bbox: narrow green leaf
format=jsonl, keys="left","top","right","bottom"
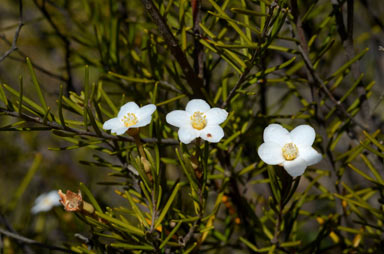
{"left": 110, "top": 243, "right": 154, "bottom": 250}
{"left": 222, "top": 130, "right": 241, "bottom": 147}
{"left": 207, "top": 11, "right": 260, "bottom": 36}
{"left": 58, "top": 84, "right": 66, "bottom": 128}
{"left": 26, "top": 57, "right": 48, "bottom": 112}
{"left": 184, "top": 242, "right": 197, "bottom": 254}
{"left": 84, "top": 65, "right": 90, "bottom": 106}
{"left": 8, "top": 153, "right": 42, "bottom": 211}
{"left": 0, "top": 84, "right": 8, "bottom": 107}
{"left": 62, "top": 96, "right": 83, "bottom": 115}
{"left": 99, "top": 86, "right": 117, "bottom": 114}
{"left": 109, "top": 18, "right": 119, "bottom": 63}
{"left": 154, "top": 183, "right": 181, "bottom": 229}
{"left": 280, "top": 241, "right": 301, "bottom": 247}
{"left": 86, "top": 107, "right": 102, "bottom": 136}
{"left": 79, "top": 182, "right": 103, "bottom": 213}
{"left": 156, "top": 94, "right": 186, "bottom": 106}
{"left": 348, "top": 163, "right": 380, "bottom": 185}
{"left": 231, "top": 8, "right": 269, "bottom": 16}
{"left": 327, "top": 48, "right": 369, "bottom": 80}
{"left": 362, "top": 130, "right": 384, "bottom": 152}
{"left": 260, "top": 1, "right": 266, "bottom": 33}
{"left": 3, "top": 84, "right": 45, "bottom": 115}
{"left": 18, "top": 76, "right": 23, "bottom": 115}
{"left": 42, "top": 107, "right": 51, "bottom": 124}
{"left": 108, "top": 71, "right": 155, "bottom": 83}
{"left": 207, "top": 0, "right": 252, "bottom": 44}
{"left": 159, "top": 221, "right": 182, "bottom": 249}
{"left": 140, "top": 181, "right": 153, "bottom": 212}
{"left": 95, "top": 211, "right": 144, "bottom": 236}
{"left": 239, "top": 237, "right": 265, "bottom": 252}
{"left": 199, "top": 23, "right": 216, "bottom": 39}
{"left": 124, "top": 190, "right": 149, "bottom": 228}
{"left": 175, "top": 149, "right": 198, "bottom": 192}
{"left": 360, "top": 154, "right": 384, "bottom": 185}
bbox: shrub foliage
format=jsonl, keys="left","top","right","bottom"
{"left": 0, "top": 0, "right": 383, "bottom": 253}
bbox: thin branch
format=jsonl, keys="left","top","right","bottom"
{"left": 221, "top": 2, "right": 277, "bottom": 109}
{"left": 0, "top": 0, "right": 23, "bottom": 63}
{"left": 32, "top": 0, "right": 75, "bottom": 94}
{"left": 0, "top": 31, "right": 66, "bottom": 81}
{"left": 180, "top": 220, "right": 199, "bottom": 247}
{"left": 333, "top": 0, "right": 374, "bottom": 131}
{"left": 289, "top": 1, "right": 368, "bottom": 131}
{"left": 0, "top": 228, "right": 74, "bottom": 253}
{"left": 7, "top": 55, "right": 67, "bottom": 82}
{"left": 140, "top": 0, "right": 204, "bottom": 98}
{"left": 192, "top": 0, "right": 205, "bottom": 82}
{"left": 0, "top": 108, "right": 179, "bottom": 145}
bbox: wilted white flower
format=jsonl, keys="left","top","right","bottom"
{"left": 31, "top": 190, "right": 61, "bottom": 214}
{"left": 103, "top": 102, "right": 156, "bottom": 135}
{"left": 257, "top": 124, "right": 322, "bottom": 177}
{"left": 166, "top": 99, "right": 228, "bottom": 144}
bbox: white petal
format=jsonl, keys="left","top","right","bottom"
{"left": 32, "top": 204, "right": 47, "bottom": 214}
{"left": 205, "top": 108, "right": 228, "bottom": 125}
{"left": 31, "top": 191, "right": 60, "bottom": 214}
{"left": 134, "top": 115, "right": 152, "bottom": 128}
{"left": 113, "top": 127, "right": 129, "bottom": 135}
{"left": 103, "top": 118, "right": 122, "bottom": 130}
{"left": 185, "top": 99, "right": 211, "bottom": 113}
{"left": 118, "top": 102, "right": 139, "bottom": 118}
{"left": 283, "top": 158, "right": 307, "bottom": 177}
{"left": 34, "top": 193, "right": 47, "bottom": 205}
{"left": 166, "top": 110, "right": 190, "bottom": 128}
{"left": 178, "top": 127, "right": 200, "bottom": 144}
{"left": 263, "top": 124, "right": 291, "bottom": 146}
{"left": 137, "top": 104, "right": 156, "bottom": 120}
{"left": 290, "top": 125, "right": 316, "bottom": 147}
{"left": 200, "top": 125, "right": 224, "bottom": 143}
{"left": 258, "top": 142, "right": 285, "bottom": 165}
{"left": 46, "top": 191, "right": 60, "bottom": 203}
{"left": 300, "top": 147, "right": 322, "bottom": 166}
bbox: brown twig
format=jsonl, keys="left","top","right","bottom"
{"left": 6, "top": 55, "right": 67, "bottom": 82}
{"left": 140, "top": 0, "right": 204, "bottom": 98}
{"left": 0, "top": 0, "right": 23, "bottom": 63}
{"left": 221, "top": 2, "right": 278, "bottom": 109}
{"left": 192, "top": 0, "right": 205, "bottom": 82}
{"left": 332, "top": 0, "right": 374, "bottom": 131}
{"left": 0, "top": 108, "right": 179, "bottom": 145}
{"left": 289, "top": 1, "right": 368, "bottom": 131}
{"left": 0, "top": 227, "right": 74, "bottom": 253}
{"left": 32, "top": 0, "right": 75, "bottom": 94}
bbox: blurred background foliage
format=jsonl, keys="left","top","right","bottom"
{"left": 0, "top": 0, "right": 383, "bottom": 253}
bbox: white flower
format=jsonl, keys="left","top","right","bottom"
{"left": 257, "top": 124, "right": 322, "bottom": 177}
{"left": 166, "top": 99, "right": 228, "bottom": 144}
{"left": 31, "top": 190, "right": 61, "bottom": 214}
{"left": 103, "top": 102, "right": 156, "bottom": 135}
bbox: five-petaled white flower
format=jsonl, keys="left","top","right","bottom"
{"left": 166, "top": 99, "right": 228, "bottom": 144}
{"left": 257, "top": 124, "right": 322, "bottom": 177}
{"left": 103, "top": 102, "right": 156, "bottom": 135}
{"left": 31, "top": 190, "right": 61, "bottom": 214}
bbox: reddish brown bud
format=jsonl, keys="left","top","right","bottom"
{"left": 58, "top": 190, "right": 83, "bottom": 212}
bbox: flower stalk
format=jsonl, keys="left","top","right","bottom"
{"left": 129, "top": 128, "right": 153, "bottom": 182}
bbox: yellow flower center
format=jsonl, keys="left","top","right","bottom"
{"left": 43, "top": 198, "right": 52, "bottom": 206}
{"left": 282, "top": 143, "right": 298, "bottom": 161}
{"left": 122, "top": 113, "right": 138, "bottom": 128}
{"left": 190, "top": 111, "right": 207, "bottom": 130}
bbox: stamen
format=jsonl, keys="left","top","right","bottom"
{"left": 122, "top": 113, "right": 138, "bottom": 128}
{"left": 282, "top": 143, "right": 298, "bottom": 161}
{"left": 190, "top": 111, "right": 207, "bottom": 130}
